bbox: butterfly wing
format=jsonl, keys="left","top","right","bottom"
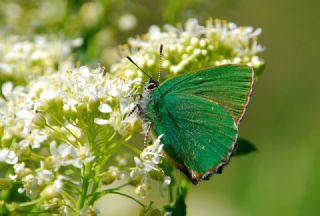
{"left": 148, "top": 93, "right": 238, "bottom": 184}
{"left": 148, "top": 65, "right": 253, "bottom": 184}
{"left": 152, "top": 65, "right": 254, "bottom": 126}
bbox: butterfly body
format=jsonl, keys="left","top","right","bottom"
{"left": 137, "top": 65, "right": 253, "bottom": 184}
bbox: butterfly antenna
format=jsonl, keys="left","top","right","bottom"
{"left": 155, "top": 45, "right": 179, "bottom": 127}
{"left": 128, "top": 49, "right": 179, "bottom": 128}
{"left": 127, "top": 56, "right": 153, "bottom": 80}
{"left": 158, "top": 44, "right": 163, "bottom": 83}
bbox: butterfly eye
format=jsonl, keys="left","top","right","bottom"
{"left": 147, "top": 83, "right": 157, "bottom": 90}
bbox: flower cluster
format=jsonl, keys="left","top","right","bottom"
{"left": 0, "top": 37, "right": 166, "bottom": 214}
{"left": 0, "top": 35, "right": 81, "bottom": 85}
{"left": 131, "top": 135, "right": 171, "bottom": 198}
{"left": 111, "top": 18, "right": 264, "bottom": 81}
{"left": 0, "top": 63, "right": 142, "bottom": 212}
{"left": 0, "top": 1, "right": 141, "bottom": 67}
{"left": 0, "top": 18, "right": 264, "bottom": 215}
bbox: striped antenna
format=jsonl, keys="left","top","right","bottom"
{"left": 126, "top": 56, "right": 153, "bottom": 80}
{"left": 127, "top": 45, "right": 179, "bottom": 127}
{"left": 158, "top": 44, "right": 163, "bottom": 82}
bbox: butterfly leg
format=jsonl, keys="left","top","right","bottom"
{"left": 143, "top": 122, "right": 152, "bottom": 148}
{"left": 126, "top": 93, "right": 142, "bottom": 98}
{"left": 129, "top": 104, "right": 142, "bottom": 116}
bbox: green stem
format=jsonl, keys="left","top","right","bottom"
{"left": 77, "top": 163, "right": 90, "bottom": 210}
{"left": 30, "top": 152, "right": 47, "bottom": 160}
{"left": 87, "top": 164, "right": 102, "bottom": 206}
{"left": 108, "top": 191, "right": 145, "bottom": 208}
{"left": 0, "top": 89, "right": 6, "bottom": 101}
{"left": 87, "top": 182, "right": 129, "bottom": 201}
{"left": 123, "top": 143, "right": 142, "bottom": 155}
{"left": 45, "top": 124, "right": 73, "bottom": 146}
{"left": 44, "top": 112, "right": 82, "bottom": 146}
{"left": 61, "top": 190, "right": 77, "bottom": 207}
{"left": 169, "top": 183, "right": 174, "bottom": 203}
{"left": 16, "top": 198, "right": 43, "bottom": 207}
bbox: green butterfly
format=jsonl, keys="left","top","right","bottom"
{"left": 127, "top": 45, "right": 254, "bottom": 184}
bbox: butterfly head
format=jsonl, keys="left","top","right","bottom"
{"left": 144, "top": 78, "right": 158, "bottom": 92}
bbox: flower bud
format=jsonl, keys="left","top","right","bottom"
{"left": 76, "top": 102, "right": 87, "bottom": 115}
{"left": 79, "top": 206, "right": 100, "bottom": 216}
{"left": 40, "top": 185, "right": 59, "bottom": 200}
{"left": 32, "top": 113, "right": 47, "bottom": 128}
{"left": 101, "top": 170, "right": 117, "bottom": 185}
{"left": 0, "top": 123, "right": 3, "bottom": 137}
{"left": 43, "top": 157, "right": 54, "bottom": 170}
{"left": 135, "top": 183, "right": 150, "bottom": 198}
{"left": 149, "top": 170, "right": 165, "bottom": 182}
{"left": 129, "top": 169, "right": 142, "bottom": 186}
{"left": 0, "top": 178, "right": 13, "bottom": 190}
{"left": 1, "top": 133, "right": 12, "bottom": 146}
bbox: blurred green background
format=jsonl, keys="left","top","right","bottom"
{"left": 1, "top": 0, "right": 319, "bottom": 215}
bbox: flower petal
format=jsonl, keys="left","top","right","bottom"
{"left": 94, "top": 118, "right": 109, "bottom": 125}
{"left": 98, "top": 103, "right": 112, "bottom": 113}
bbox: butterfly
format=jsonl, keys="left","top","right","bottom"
{"left": 127, "top": 45, "right": 254, "bottom": 184}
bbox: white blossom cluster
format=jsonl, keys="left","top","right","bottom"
{"left": 0, "top": 35, "right": 81, "bottom": 85}
{"left": 0, "top": 66, "right": 163, "bottom": 211}
{"left": 111, "top": 18, "right": 264, "bottom": 80}
{"left": 0, "top": 37, "right": 168, "bottom": 214}
{"left": 131, "top": 135, "right": 171, "bottom": 198}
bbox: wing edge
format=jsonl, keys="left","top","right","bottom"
{"left": 185, "top": 120, "right": 239, "bottom": 185}
{"left": 233, "top": 66, "right": 254, "bottom": 126}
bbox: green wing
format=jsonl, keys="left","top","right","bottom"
{"left": 152, "top": 65, "right": 254, "bottom": 125}
{"left": 148, "top": 93, "right": 238, "bottom": 184}
{"left": 148, "top": 65, "right": 253, "bottom": 184}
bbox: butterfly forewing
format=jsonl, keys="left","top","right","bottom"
{"left": 152, "top": 65, "right": 254, "bottom": 125}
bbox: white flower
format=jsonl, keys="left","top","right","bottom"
{"left": 40, "top": 90, "right": 59, "bottom": 101}
{"left": 118, "top": 13, "right": 137, "bottom": 31}
{"left": 50, "top": 142, "right": 95, "bottom": 169}
{"left": 13, "top": 162, "right": 26, "bottom": 175}
{"left": 36, "top": 169, "right": 54, "bottom": 185}
{"left": 2, "top": 82, "right": 14, "bottom": 99}
{"left": 1, "top": 82, "right": 26, "bottom": 101}
{"left": 0, "top": 148, "right": 18, "bottom": 164}
{"left": 18, "top": 129, "right": 47, "bottom": 149}
{"left": 63, "top": 99, "right": 78, "bottom": 113}
{"left": 98, "top": 103, "right": 112, "bottom": 113}
{"left": 134, "top": 135, "right": 164, "bottom": 173}
{"left": 139, "top": 135, "right": 164, "bottom": 172}
{"left": 94, "top": 118, "right": 109, "bottom": 125}
{"left": 22, "top": 174, "right": 39, "bottom": 199}
{"left": 40, "top": 178, "right": 63, "bottom": 199}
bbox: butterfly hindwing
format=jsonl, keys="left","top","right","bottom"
{"left": 148, "top": 93, "right": 238, "bottom": 184}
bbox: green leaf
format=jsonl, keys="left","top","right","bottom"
{"left": 163, "top": 181, "right": 188, "bottom": 216}
{"left": 233, "top": 138, "right": 258, "bottom": 156}
{"left": 254, "top": 62, "right": 266, "bottom": 77}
